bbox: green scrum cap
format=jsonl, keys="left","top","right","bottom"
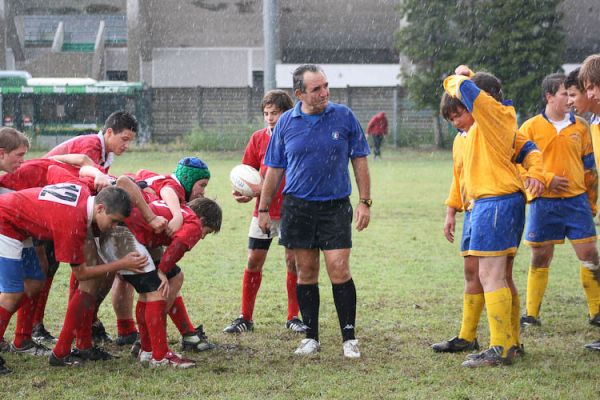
{"left": 174, "top": 157, "right": 210, "bottom": 199}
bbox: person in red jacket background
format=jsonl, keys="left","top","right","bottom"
{"left": 366, "top": 111, "right": 388, "bottom": 159}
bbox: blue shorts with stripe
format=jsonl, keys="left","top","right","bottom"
{"left": 0, "top": 247, "right": 45, "bottom": 293}
{"left": 524, "top": 192, "right": 597, "bottom": 246}
{"left": 460, "top": 192, "right": 525, "bottom": 257}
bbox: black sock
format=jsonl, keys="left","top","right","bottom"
{"left": 296, "top": 283, "right": 319, "bottom": 341}
{"left": 332, "top": 278, "right": 356, "bottom": 342}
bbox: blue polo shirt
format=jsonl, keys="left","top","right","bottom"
{"left": 264, "top": 101, "right": 370, "bottom": 201}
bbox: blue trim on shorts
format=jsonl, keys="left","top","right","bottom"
{"left": 525, "top": 193, "right": 596, "bottom": 244}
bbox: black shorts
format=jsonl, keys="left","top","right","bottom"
{"left": 248, "top": 237, "right": 273, "bottom": 250}
{"left": 122, "top": 270, "right": 162, "bottom": 293}
{"left": 280, "top": 195, "right": 352, "bottom": 250}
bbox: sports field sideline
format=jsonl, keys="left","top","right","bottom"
{"left": 3, "top": 149, "right": 600, "bottom": 399}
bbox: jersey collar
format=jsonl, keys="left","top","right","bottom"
{"left": 97, "top": 131, "right": 115, "bottom": 168}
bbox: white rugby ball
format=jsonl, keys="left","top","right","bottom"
{"left": 230, "top": 164, "right": 262, "bottom": 197}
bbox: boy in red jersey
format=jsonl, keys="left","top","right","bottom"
{"left": 0, "top": 155, "right": 112, "bottom": 359}
{"left": 98, "top": 196, "right": 221, "bottom": 367}
{"left": 36, "top": 111, "right": 138, "bottom": 344}
{"left": 0, "top": 127, "right": 30, "bottom": 374}
{"left": 223, "top": 90, "right": 307, "bottom": 334}
{"left": 0, "top": 182, "right": 149, "bottom": 371}
{"left": 111, "top": 158, "right": 212, "bottom": 349}
{"left": 34, "top": 111, "right": 139, "bottom": 344}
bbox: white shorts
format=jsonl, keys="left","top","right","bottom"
{"left": 248, "top": 216, "right": 281, "bottom": 240}
{"left": 97, "top": 225, "right": 155, "bottom": 275}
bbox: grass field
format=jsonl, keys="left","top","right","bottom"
{"left": 3, "top": 149, "right": 600, "bottom": 399}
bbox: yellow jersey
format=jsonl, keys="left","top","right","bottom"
{"left": 519, "top": 112, "right": 594, "bottom": 198}
{"left": 443, "top": 75, "right": 546, "bottom": 200}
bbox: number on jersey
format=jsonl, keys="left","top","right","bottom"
{"left": 39, "top": 183, "right": 82, "bottom": 207}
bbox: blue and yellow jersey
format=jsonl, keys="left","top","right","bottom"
{"left": 519, "top": 112, "right": 595, "bottom": 198}
{"left": 446, "top": 131, "right": 468, "bottom": 211}
{"left": 443, "top": 75, "right": 546, "bottom": 200}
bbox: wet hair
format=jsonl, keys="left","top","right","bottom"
{"left": 0, "top": 127, "right": 29, "bottom": 152}
{"left": 103, "top": 110, "right": 139, "bottom": 135}
{"left": 292, "top": 64, "right": 326, "bottom": 93}
{"left": 565, "top": 67, "right": 584, "bottom": 91}
{"left": 188, "top": 197, "right": 222, "bottom": 232}
{"left": 440, "top": 93, "right": 467, "bottom": 121}
{"left": 95, "top": 186, "right": 132, "bottom": 217}
{"left": 580, "top": 54, "right": 600, "bottom": 89}
{"left": 261, "top": 90, "right": 294, "bottom": 112}
{"left": 472, "top": 72, "right": 503, "bottom": 102}
{"left": 541, "top": 73, "right": 566, "bottom": 104}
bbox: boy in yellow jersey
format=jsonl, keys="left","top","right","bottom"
{"left": 432, "top": 94, "right": 482, "bottom": 353}
{"left": 444, "top": 66, "right": 546, "bottom": 367}
{"left": 565, "top": 68, "right": 600, "bottom": 222}
{"left": 520, "top": 73, "right": 600, "bottom": 330}
{"left": 566, "top": 69, "right": 600, "bottom": 328}
{"left": 578, "top": 54, "right": 600, "bottom": 351}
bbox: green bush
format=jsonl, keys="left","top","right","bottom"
{"left": 183, "top": 123, "right": 258, "bottom": 151}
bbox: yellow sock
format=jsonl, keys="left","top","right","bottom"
{"left": 580, "top": 265, "right": 600, "bottom": 318}
{"left": 510, "top": 293, "right": 520, "bottom": 348}
{"left": 458, "top": 293, "right": 485, "bottom": 342}
{"left": 526, "top": 266, "right": 549, "bottom": 318}
{"left": 484, "top": 287, "right": 512, "bottom": 356}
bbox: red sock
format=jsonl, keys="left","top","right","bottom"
{"left": 68, "top": 272, "right": 79, "bottom": 300}
{"left": 241, "top": 269, "right": 262, "bottom": 321}
{"left": 75, "top": 301, "right": 96, "bottom": 350}
{"left": 0, "top": 306, "right": 15, "bottom": 341}
{"left": 286, "top": 271, "right": 300, "bottom": 321}
{"left": 168, "top": 296, "right": 195, "bottom": 335}
{"left": 32, "top": 275, "right": 54, "bottom": 326}
{"left": 54, "top": 289, "right": 94, "bottom": 358}
{"left": 117, "top": 319, "right": 138, "bottom": 337}
{"left": 145, "top": 300, "right": 168, "bottom": 360}
{"left": 14, "top": 295, "right": 36, "bottom": 348}
{"left": 135, "top": 301, "right": 151, "bottom": 352}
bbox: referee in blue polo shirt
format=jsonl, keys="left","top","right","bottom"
{"left": 259, "top": 64, "right": 372, "bottom": 358}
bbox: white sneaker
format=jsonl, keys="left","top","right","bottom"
{"left": 343, "top": 339, "right": 360, "bottom": 358}
{"left": 294, "top": 338, "right": 320, "bottom": 355}
{"left": 149, "top": 351, "right": 195, "bottom": 369}
{"left": 138, "top": 350, "right": 152, "bottom": 363}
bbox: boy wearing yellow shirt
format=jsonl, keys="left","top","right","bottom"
{"left": 578, "top": 54, "right": 600, "bottom": 351}
{"left": 520, "top": 73, "right": 599, "bottom": 330}
{"left": 443, "top": 67, "right": 546, "bottom": 367}
{"left": 432, "top": 94, "right": 482, "bottom": 353}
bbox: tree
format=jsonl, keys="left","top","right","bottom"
{"left": 472, "top": 0, "right": 565, "bottom": 118}
{"left": 395, "top": 0, "right": 565, "bottom": 145}
{"left": 395, "top": 0, "right": 467, "bottom": 147}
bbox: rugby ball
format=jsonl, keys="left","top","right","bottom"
{"left": 230, "top": 164, "right": 262, "bottom": 197}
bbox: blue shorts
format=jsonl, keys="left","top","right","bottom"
{"left": 461, "top": 192, "right": 525, "bottom": 257}
{"left": 0, "top": 247, "right": 45, "bottom": 293}
{"left": 524, "top": 193, "right": 597, "bottom": 246}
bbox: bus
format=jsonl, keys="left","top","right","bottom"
{"left": 0, "top": 71, "right": 146, "bottom": 146}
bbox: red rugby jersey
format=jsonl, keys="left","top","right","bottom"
{"left": 44, "top": 132, "right": 114, "bottom": 170}
{"left": 242, "top": 128, "right": 285, "bottom": 219}
{"left": 125, "top": 198, "right": 203, "bottom": 273}
{"left": 0, "top": 183, "right": 92, "bottom": 264}
{"left": 134, "top": 169, "right": 186, "bottom": 205}
{"left": 0, "top": 159, "right": 97, "bottom": 191}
